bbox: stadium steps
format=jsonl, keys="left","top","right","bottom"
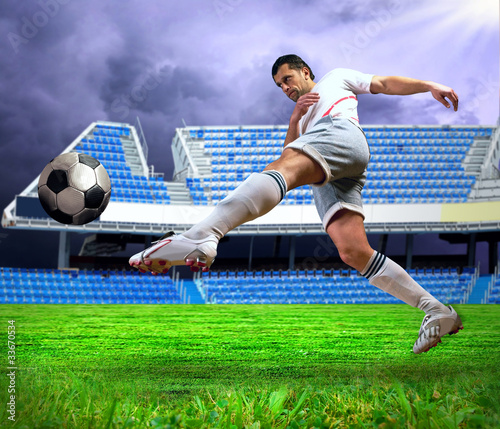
{"left": 122, "top": 138, "right": 144, "bottom": 176}
{"left": 164, "top": 181, "right": 192, "bottom": 204}
{"left": 468, "top": 275, "right": 493, "bottom": 304}
{"left": 463, "top": 138, "right": 491, "bottom": 175}
{"left": 469, "top": 178, "right": 500, "bottom": 200}
{"left": 189, "top": 144, "right": 213, "bottom": 177}
{"left": 181, "top": 280, "right": 205, "bottom": 304}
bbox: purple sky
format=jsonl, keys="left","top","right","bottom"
{"left": 0, "top": 0, "right": 498, "bottom": 267}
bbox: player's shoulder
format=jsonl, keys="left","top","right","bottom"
{"left": 317, "top": 68, "right": 362, "bottom": 83}
{"left": 324, "top": 68, "right": 364, "bottom": 78}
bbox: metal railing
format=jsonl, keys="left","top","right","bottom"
{"left": 480, "top": 126, "right": 500, "bottom": 179}
{"left": 483, "top": 262, "right": 499, "bottom": 303}
{"left": 135, "top": 116, "right": 149, "bottom": 162}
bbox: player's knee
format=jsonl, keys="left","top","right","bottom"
{"left": 338, "top": 248, "right": 355, "bottom": 269}
{"left": 264, "top": 150, "right": 324, "bottom": 190}
{"left": 264, "top": 150, "right": 294, "bottom": 171}
{"left": 264, "top": 159, "right": 281, "bottom": 172}
{"left": 338, "top": 245, "right": 365, "bottom": 271}
{"left": 263, "top": 158, "right": 294, "bottom": 189}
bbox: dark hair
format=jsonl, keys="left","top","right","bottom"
{"left": 272, "top": 54, "right": 315, "bottom": 80}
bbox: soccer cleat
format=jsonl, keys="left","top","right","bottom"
{"left": 128, "top": 232, "right": 218, "bottom": 274}
{"left": 413, "top": 305, "right": 463, "bottom": 354}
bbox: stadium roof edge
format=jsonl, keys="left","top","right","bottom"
{"left": 95, "top": 120, "right": 132, "bottom": 128}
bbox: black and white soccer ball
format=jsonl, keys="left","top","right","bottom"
{"left": 38, "top": 153, "right": 111, "bottom": 225}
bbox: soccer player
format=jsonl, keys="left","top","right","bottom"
{"left": 129, "top": 54, "right": 462, "bottom": 354}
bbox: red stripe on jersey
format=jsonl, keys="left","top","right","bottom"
{"left": 322, "top": 95, "right": 358, "bottom": 118}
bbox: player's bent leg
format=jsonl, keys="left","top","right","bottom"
{"left": 325, "top": 209, "right": 373, "bottom": 271}
{"left": 325, "top": 209, "right": 463, "bottom": 353}
{"left": 129, "top": 170, "right": 287, "bottom": 274}
{"left": 264, "top": 147, "right": 326, "bottom": 190}
{"left": 130, "top": 150, "right": 325, "bottom": 274}
{"left": 128, "top": 170, "right": 283, "bottom": 274}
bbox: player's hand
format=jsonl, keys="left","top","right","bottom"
{"left": 291, "top": 92, "right": 320, "bottom": 122}
{"left": 429, "top": 83, "right": 459, "bottom": 111}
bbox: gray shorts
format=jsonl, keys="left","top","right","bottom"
{"left": 285, "top": 116, "right": 370, "bottom": 229}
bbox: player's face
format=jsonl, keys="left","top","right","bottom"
{"left": 273, "top": 64, "right": 310, "bottom": 102}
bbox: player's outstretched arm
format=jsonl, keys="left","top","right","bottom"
{"left": 370, "top": 75, "right": 459, "bottom": 111}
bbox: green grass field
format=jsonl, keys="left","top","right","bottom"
{"left": 1, "top": 304, "right": 499, "bottom": 428}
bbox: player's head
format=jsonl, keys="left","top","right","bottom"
{"left": 272, "top": 54, "right": 315, "bottom": 80}
{"left": 272, "top": 54, "right": 315, "bottom": 102}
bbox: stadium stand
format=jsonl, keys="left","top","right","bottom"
{"left": 0, "top": 265, "right": 477, "bottom": 305}
{"left": 2, "top": 119, "right": 499, "bottom": 305}
{"left": 175, "top": 125, "right": 494, "bottom": 205}
{"left": 78, "top": 123, "right": 171, "bottom": 205}
{"left": 3, "top": 121, "right": 498, "bottom": 230}
{"left": 196, "top": 266, "right": 476, "bottom": 305}
{"left": 0, "top": 267, "right": 181, "bottom": 304}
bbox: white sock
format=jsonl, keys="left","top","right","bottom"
{"left": 183, "top": 171, "right": 287, "bottom": 241}
{"left": 361, "top": 251, "right": 448, "bottom": 315}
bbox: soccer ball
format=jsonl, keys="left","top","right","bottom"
{"left": 38, "top": 152, "right": 111, "bottom": 225}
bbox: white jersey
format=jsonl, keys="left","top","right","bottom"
{"left": 299, "top": 68, "right": 374, "bottom": 134}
